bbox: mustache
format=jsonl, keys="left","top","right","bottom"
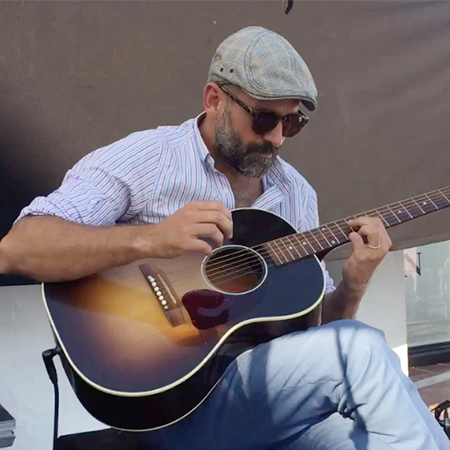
{"left": 247, "top": 143, "right": 278, "bottom": 155}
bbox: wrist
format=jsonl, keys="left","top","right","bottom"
{"left": 128, "top": 224, "right": 158, "bottom": 260}
{"left": 341, "top": 275, "right": 367, "bottom": 296}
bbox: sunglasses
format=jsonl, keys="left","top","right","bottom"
{"left": 218, "top": 85, "right": 309, "bottom": 138}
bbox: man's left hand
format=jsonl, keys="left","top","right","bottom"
{"left": 343, "top": 217, "right": 392, "bottom": 293}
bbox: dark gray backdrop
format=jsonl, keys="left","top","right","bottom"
{"left": 1, "top": 1, "right": 450, "bottom": 285}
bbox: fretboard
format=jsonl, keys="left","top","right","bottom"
{"left": 264, "top": 186, "right": 450, "bottom": 267}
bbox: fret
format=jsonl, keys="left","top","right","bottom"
{"left": 433, "top": 191, "right": 450, "bottom": 208}
{"left": 415, "top": 195, "right": 438, "bottom": 214}
{"left": 290, "top": 235, "right": 308, "bottom": 256}
{"left": 274, "top": 240, "right": 291, "bottom": 264}
{"left": 317, "top": 227, "right": 332, "bottom": 246}
{"left": 324, "top": 224, "right": 340, "bottom": 246}
{"left": 333, "top": 220, "right": 350, "bottom": 240}
{"left": 348, "top": 215, "right": 361, "bottom": 232}
{"left": 266, "top": 185, "right": 450, "bottom": 268}
{"left": 411, "top": 198, "right": 426, "bottom": 214}
{"left": 365, "top": 209, "right": 378, "bottom": 218}
{"left": 379, "top": 206, "right": 401, "bottom": 226}
{"left": 424, "top": 193, "right": 439, "bottom": 210}
{"left": 396, "top": 202, "right": 413, "bottom": 219}
{"left": 405, "top": 202, "right": 425, "bottom": 218}
{"left": 433, "top": 197, "right": 450, "bottom": 210}
{"left": 308, "top": 230, "right": 325, "bottom": 251}
{"left": 294, "top": 234, "right": 315, "bottom": 255}
{"left": 439, "top": 189, "right": 450, "bottom": 204}
{"left": 267, "top": 242, "right": 283, "bottom": 266}
{"left": 390, "top": 202, "right": 413, "bottom": 223}
{"left": 414, "top": 195, "right": 438, "bottom": 214}
{"left": 385, "top": 205, "right": 401, "bottom": 223}
{"left": 297, "top": 233, "right": 318, "bottom": 253}
{"left": 285, "top": 236, "right": 304, "bottom": 258}
{"left": 296, "top": 238, "right": 309, "bottom": 257}
{"left": 372, "top": 208, "right": 391, "bottom": 227}
{"left": 279, "top": 239, "right": 296, "bottom": 262}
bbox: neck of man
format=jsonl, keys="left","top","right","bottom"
{"left": 199, "top": 113, "right": 263, "bottom": 189}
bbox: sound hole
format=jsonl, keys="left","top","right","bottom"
{"left": 203, "top": 245, "right": 267, "bottom": 294}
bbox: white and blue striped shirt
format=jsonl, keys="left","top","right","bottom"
{"left": 18, "top": 113, "right": 335, "bottom": 293}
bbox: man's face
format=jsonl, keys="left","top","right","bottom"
{"left": 214, "top": 87, "right": 299, "bottom": 178}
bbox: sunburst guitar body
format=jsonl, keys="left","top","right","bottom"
{"left": 43, "top": 208, "right": 326, "bottom": 431}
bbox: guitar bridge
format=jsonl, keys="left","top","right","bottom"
{"left": 139, "top": 263, "right": 185, "bottom": 327}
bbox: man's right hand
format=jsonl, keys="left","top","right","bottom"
{"left": 144, "top": 201, "right": 233, "bottom": 259}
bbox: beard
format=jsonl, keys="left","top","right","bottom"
{"left": 214, "top": 110, "right": 278, "bottom": 178}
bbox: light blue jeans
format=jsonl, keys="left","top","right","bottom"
{"left": 141, "top": 320, "right": 450, "bottom": 450}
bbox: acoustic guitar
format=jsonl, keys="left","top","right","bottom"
{"left": 43, "top": 186, "right": 450, "bottom": 431}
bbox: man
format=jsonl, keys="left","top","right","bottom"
{"left": 0, "top": 26, "right": 448, "bottom": 450}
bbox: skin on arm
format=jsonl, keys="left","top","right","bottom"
{"left": 0, "top": 201, "right": 233, "bottom": 283}
{"left": 322, "top": 217, "right": 392, "bottom": 323}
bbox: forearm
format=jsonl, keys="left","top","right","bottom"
{"left": 321, "top": 278, "right": 366, "bottom": 324}
{"left": 0, "top": 216, "right": 151, "bottom": 282}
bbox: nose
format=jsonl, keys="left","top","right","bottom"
{"left": 262, "top": 121, "right": 285, "bottom": 148}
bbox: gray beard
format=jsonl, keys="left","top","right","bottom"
{"left": 214, "top": 112, "right": 278, "bottom": 178}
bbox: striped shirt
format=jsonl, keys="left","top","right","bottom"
{"left": 17, "top": 113, "right": 335, "bottom": 293}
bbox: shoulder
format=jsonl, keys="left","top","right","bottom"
{"left": 74, "top": 118, "right": 196, "bottom": 171}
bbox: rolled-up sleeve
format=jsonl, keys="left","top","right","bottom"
{"left": 15, "top": 131, "right": 163, "bottom": 227}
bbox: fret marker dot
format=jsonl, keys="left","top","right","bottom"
{"left": 398, "top": 211, "right": 402, "bottom": 214}
{"left": 423, "top": 202, "right": 427, "bottom": 205}
{"left": 289, "top": 246, "right": 293, "bottom": 250}
{"left": 331, "top": 240, "right": 336, "bottom": 244}
{"left": 303, "top": 242, "right": 307, "bottom": 245}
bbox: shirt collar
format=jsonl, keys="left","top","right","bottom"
{"left": 191, "top": 111, "right": 292, "bottom": 196}
{"left": 192, "top": 112, "right": 215, "bottom": 169}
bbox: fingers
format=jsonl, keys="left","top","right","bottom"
{"left": 347, "top": 217, "right": 392, "bottom": 252}
{"left": 186, "top": 224, "right": 225, "bottom": 248}
{"left": 193, "top": 211, "right": 233, "bottom": 239}
{"left": 185, "top": 239, "right": 213, "bottom": 255}
{"left": 186, "top": 201, "right": 233, "bottom": 222}
{"left": 183, "top": 201, "right": 233, "bottom": 240}
{"left": 155, "top": 201, "right": 233, "bottom": 259}
{"left": 347, "top": 216, "right": 383, "bottom": 228}
{"left": 354, "top": 224, "right": 381, "bottom": 247}
{"left": 348, "top": 231, "right": 366, "bottom": 252}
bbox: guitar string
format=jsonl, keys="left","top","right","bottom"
{"left": 194, "top": 190, "right": 449, "bottom": 276}
{"left": 170, "top": 219, "right": 439, "bottom": 288}
{"left": 162, "top": 189, "right": 450, "bottom": 284}
{"left": 204, "top": 191, "right": 448, "bottom": 286}
{"left": 162, "top": 190, "right": 450, "bottom": 284}
{"left": 170, "top": 190, "right": 450, "bottom": 281}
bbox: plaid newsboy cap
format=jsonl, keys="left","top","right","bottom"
{"left": 207, "top": 26, "right": 318, "bottom": 111}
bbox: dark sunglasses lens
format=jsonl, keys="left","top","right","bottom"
{"left": 252, "top": 112, "right": 280, "bottom": 135}
{"left": 252, "top": 112, "right": 307, "bottom": 137}
{"left": 282, "top": 116, "right": 304, "bottom": 138}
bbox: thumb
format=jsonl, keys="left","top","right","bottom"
{"left": 349, "top": 231, "right": 365, "bottom": 252}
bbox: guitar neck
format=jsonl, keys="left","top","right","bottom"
{"left": 265, "top": 186, "right": 450, "bottom": 266}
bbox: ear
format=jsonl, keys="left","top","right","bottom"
{"left": 203, "top": 82, "right": 225, "bottom": 120}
